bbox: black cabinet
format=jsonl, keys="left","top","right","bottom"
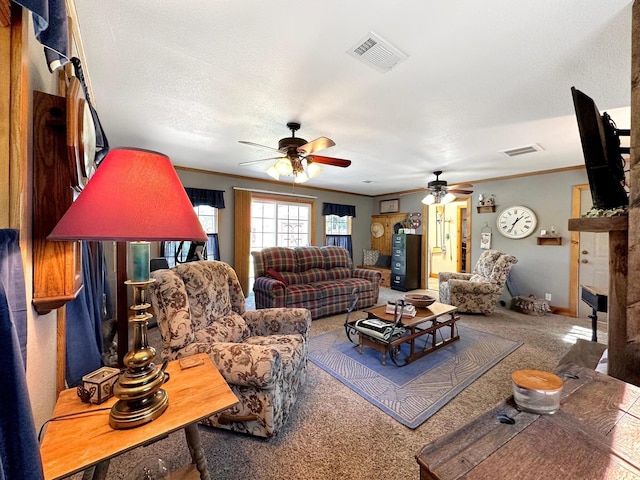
{"left": 390, "top": 234, "right": 422, "bottom": 291}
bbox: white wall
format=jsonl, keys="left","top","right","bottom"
{"left": 24, "top": 13, "right": 62, "bottom": 429}
{"left": 175, "top": 170, "right": 376, "bottom": 266}
{"left": 376, "top": 168, "right": 589, "bottom": 311}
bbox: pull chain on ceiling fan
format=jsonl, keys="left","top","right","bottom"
{"left": 422, "top": 171, "right": 474, "bottom": 205}
{"left": 238, "top": 122, "right": 351, "bottom": 183}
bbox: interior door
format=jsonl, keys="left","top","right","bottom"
{"left": 578, "top": 188, "right": 609, "bottom": 320}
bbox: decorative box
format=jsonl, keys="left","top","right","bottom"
{"left": 82, "top": 367, "right": 120, "bottom": 404}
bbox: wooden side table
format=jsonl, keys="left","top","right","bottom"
{"left": 40, "top": 353, "right": 238, "bottom": 480}
{"left": 416, "top": 364, "right": 640, "bottom": 479}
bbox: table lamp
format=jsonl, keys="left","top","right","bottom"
{"left": 48, "top": 147, "right": 207, "bottom": 429}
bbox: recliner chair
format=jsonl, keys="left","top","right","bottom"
{"left": 149, "top": 260, "right": 311, "bottom": 438}
{"left": 438, "top": 249, "right": 518, "bottom": 315}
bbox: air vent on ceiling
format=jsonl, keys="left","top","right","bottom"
{"left": 500, "top": 144, "right": 544, "bottom": 157}
{"left": 347, "top": 31, "right": 408, "bottom": 73}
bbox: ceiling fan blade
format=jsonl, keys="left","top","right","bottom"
{"left": 449, "top": 188, "right": 474, "bottom": 195}
{"left": 298, "top": 137, "right": 335, "bottom": 155}
{"left": 449, "top": 182, "right": 473, "bottom": 189}
{"left": 307, "top": 155, "right": 351, "bottom": 168}
{"left": 238, "top": 140, "right": 283, "bottom": 154}
{"left": 238, "top": 156, "right": 286, "bottom": 166}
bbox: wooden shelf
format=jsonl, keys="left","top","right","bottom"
{"left": 537, "top": 236, "right": 562, "bottom": 246}
{"left": 476, "top": 205, "right": 496, "bottom": 213}
{"left": 568, "top": 215, "right": 628, "bottom": 232}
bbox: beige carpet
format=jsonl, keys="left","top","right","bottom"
{"left": 74, "top": 288, "right": 609, "bottom": 480}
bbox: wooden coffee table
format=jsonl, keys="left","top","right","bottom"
{"left": 353, "top": 302, "right": 459, "bottom": 365}
{"left": 416, "top": 363, "right": 640, "bottom": 479}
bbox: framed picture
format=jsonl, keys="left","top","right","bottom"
{"left": 380, "top": 198, "right": 400, "bottom": 214}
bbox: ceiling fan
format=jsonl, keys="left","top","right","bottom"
{"left": 422, "top": 171, "right": 474, "bottom": 205}
{"left": 238, "top": 122, "right": 351, "bottom": 183}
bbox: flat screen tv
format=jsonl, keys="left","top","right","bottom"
{"left": 571, "top": 86, "right": 628, "bottom": 210}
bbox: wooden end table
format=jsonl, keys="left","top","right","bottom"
{"left": 40, "top": 353, "right": 238, "bottom": 480}
{"left": 355, "top": 302, "right": 459, "bottom": 365}
{"left": 416, "top": 363, "right": 640, "bottom": 479}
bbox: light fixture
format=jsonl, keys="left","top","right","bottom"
{"left": 421, "top": 190, "right": 456, "bottom": 205}
{"left": 421, "top": 193, "right": 436, "bottom": 205}
{"left": 48, "top": 148, "right": 207, "bottom": 429}
{"left": 307, "top": 162, "right": 323, "bottom": 179}
{"left": 265, "top": 155, "right": 321, "bottom": 184}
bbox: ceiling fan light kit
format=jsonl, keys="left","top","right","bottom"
{"left": 422, "top": 171, "right": 473, "bottom": 205}
{"left": 239, "top": 122, "right": 351, "bottom": 183}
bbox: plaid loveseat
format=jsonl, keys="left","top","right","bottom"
{"left": 252, "top": 246, "right": 381, "bottom": 319}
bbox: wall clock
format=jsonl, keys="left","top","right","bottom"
{"left": 497, "top": 206, "right": 537, "bottom": 239}
{"left": 67, "top": 76, "right": 97, "bottom": 191}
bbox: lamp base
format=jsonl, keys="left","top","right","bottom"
{"left": 109, "top": 389, "right": 169, "bottom": 429}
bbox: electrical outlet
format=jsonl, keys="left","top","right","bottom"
{"left": 545, "top": 293, "right": 552, "bottom": 301}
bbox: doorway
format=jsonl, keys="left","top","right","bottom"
{"left": 425, "top": 198, "right": 471, "bottom": 289}
{"left": 569, "top": 184, "right": 609, "bottom": 320}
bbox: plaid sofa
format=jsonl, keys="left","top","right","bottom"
{"left": 252, "top": 246, "right": 381, "bottom": 319}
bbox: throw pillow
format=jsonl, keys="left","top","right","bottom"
{"left": 363, "top": 249, "right": 380, "bottom": 266}
{"left": 375, "top": 254, "right": 391, "bottom": 268}
{"left": 267, "top": 268, "right": 288, "bottom": 285}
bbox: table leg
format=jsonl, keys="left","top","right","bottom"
{"left": 184, "top": 423, "right": 211, "bottom": 480}
{"left": 589, "top": 308, "right": 598, "bottom": 342}
{"left": 81, "top": 460, "right": 109, "bottom": 480}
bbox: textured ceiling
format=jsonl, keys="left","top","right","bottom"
{"left": 73, "top": 0, "right": 632, "bottom": 196}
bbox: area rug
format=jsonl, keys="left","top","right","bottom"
{"left": 308, "top": 325, "right": 522, "bottom": 428}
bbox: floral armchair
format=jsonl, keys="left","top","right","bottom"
{"left": 148, "top": 260, "right": 311, "bottom": 438}
{"left": 438, "top": 249, "right": 518, "bottom": 315}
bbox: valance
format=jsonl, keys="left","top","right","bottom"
{"left": 322, "top": 203, "right": 356, "bottom": 217}
{"left": 185, "top": 188, "right": 225, "bottom": 208}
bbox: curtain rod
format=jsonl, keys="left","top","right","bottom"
{"left": 232, "top": 187, "right": 317, "bottom": 199}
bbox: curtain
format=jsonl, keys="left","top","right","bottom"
{"left": 326, "top": 234, "right": 353, "bottom": 259}
{"left": 234, "top": 189, "right": 252, "bottom": 294}
{"left": 65, "top": 242, "right": 108, "bottom": 386}
{"left": 208, "top": 233, "right": 220, "bottom": 260}
{"left": 0, "top": 229, "right": 44, "bottom": 480}
{"left": 322, "top": 202, "right": 356, "bottom": 217}
{"left": 185, "top": 188, "right": 225, "bottom": 208}
{"left": 12, "top": 0, "right": 69, "bottom": 71}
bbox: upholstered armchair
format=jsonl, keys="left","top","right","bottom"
{"left": 438, "top": 249, "right": 518, "bottom": 315}
{"left": 148, "top": 260, "right": 312, "bottom": 438}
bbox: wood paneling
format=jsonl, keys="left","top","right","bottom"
{"left": 32, "top": 91, "right": 83, "bottom": 314}
{"left": 370, "top": 213, "right": 407, "bottom": 256}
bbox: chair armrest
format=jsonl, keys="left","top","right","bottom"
{"left": 439, "top": 272, "right": 473, "bottom": 282}
{"left": 448, "top": 278, "right": 500, "bottom": 294}
{"left": 253, "top": 276, "right": 286, "bottom": 294}
{"left": 207, "top": 342, "right": 284, "bottom": 389}
{"left": 353, "top": 268, "right": 382, "bottom": 283}
{"left": 243, "top": 308, "right": 312, "bottom": 340}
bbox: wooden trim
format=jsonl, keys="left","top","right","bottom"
{"left": 568, "top": 184, "right": 589, "bottom": 318}
{"left": 0, "top": 7, "right": 10, "bottom": 228}
{"left": 0, "top": 0, "right": 9, "bottom": 27}
{"left": 65, "top": 0, "right": 94, "bottom": 101}
{"left": 56, "top": 306, "right": 66, "bottom": 394}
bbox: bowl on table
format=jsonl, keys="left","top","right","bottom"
{"left": 403, "top": 293, "right": 436, "bottom": 308}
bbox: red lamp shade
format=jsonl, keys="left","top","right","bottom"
{"left": 48, "top": 148, "right": 208, "bottom": 241}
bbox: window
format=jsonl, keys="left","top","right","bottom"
{"left": 251, "top": 198, "right": 311, "bottom": 250}
{"left": 249, "top": 196, "right": 312, "bottom": 287}
{"left": 162, "top": 205, "right": 219, "bottom": 267}
{"left": 325, "top": 215, "right": 351, "bottom": 235}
